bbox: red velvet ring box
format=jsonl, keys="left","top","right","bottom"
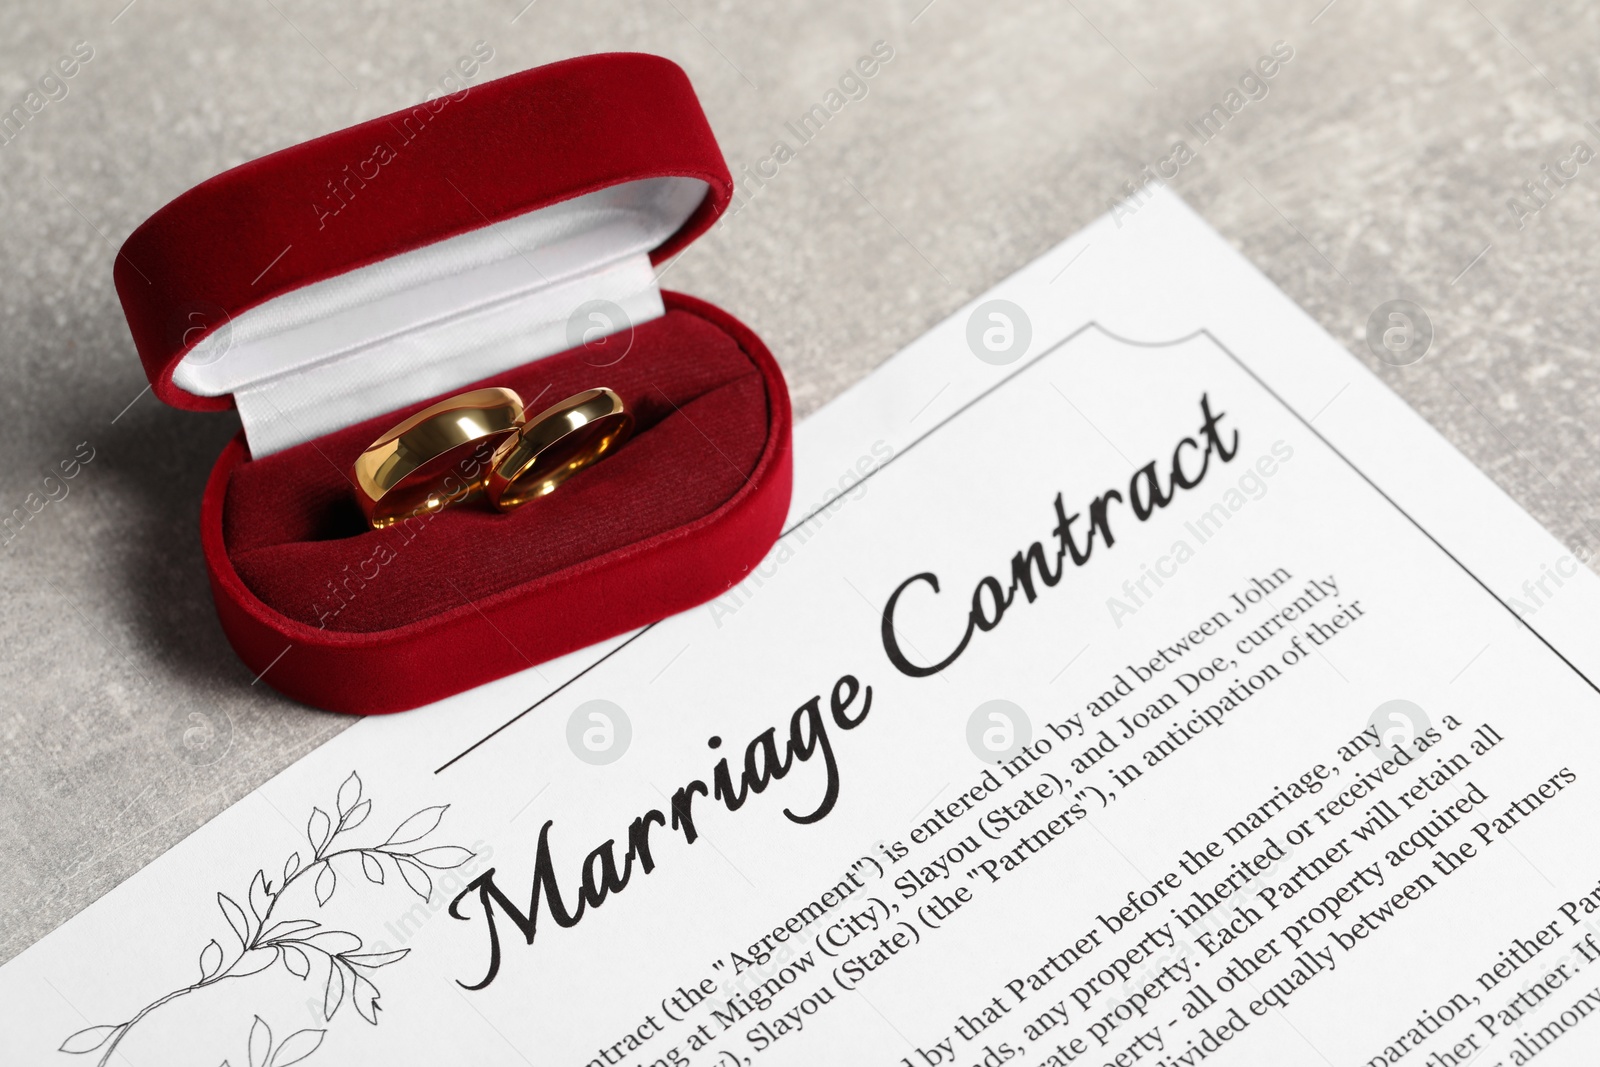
{"left": 114, "top": 53, "right": 792, "bottom": 715}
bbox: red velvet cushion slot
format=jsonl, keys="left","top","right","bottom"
{"left": 223, "top": 308, "right": 768, "bottom": 632}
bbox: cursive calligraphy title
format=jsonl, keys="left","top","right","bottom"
{"left": 446, "top": 393, "right": 1239, "bottom": 989}
{"left": 880, "top": 393, "right": 1240, "bottom": 675}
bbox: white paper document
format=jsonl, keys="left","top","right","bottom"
{"left": 10, "top": 189, "right": 1600, "bottom": 1067}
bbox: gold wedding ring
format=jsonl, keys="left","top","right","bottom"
{"left": 484, "top": 387, "right": 633, "bottom": 511}
{"left": 352, "top": 387, "right": 525, "bottom": 529}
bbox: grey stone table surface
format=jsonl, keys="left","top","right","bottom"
{"left": 2, "top": 0, "right": 1597, "bottom": 965}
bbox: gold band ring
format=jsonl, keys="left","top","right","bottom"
{"left": 352, "top": 387, "right": 525, "bottom": 529}
{"left": 485, "top": 387, "right": 633, "bottom": 511}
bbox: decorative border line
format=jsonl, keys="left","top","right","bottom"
{"left": 436, "top": 321, "right": 1598, "bottom": 774}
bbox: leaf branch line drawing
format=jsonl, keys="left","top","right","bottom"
{"left": 59, "top": 772, "right": 472, "bottom": 1066}
{"left": 223, "top": 1015, "right": 325, "bottom": 1067}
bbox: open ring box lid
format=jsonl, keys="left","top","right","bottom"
{"left": 114, "top": 53, "right": 793, "bottom": 714}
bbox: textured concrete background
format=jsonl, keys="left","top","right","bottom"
{"left": 2, "top": 0, "right": 1597, "bottom": 965}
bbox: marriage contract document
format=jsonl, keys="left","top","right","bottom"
{"left": 9, "top": 189, "right": 1600, "bottom": 1067}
